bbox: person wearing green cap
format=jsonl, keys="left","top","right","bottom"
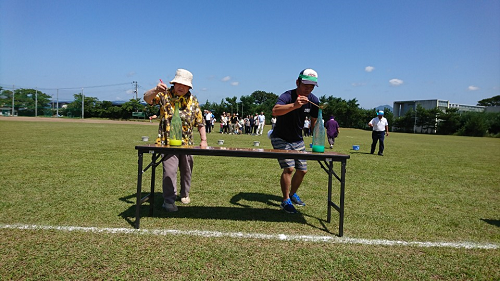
{"left": 368, "top": 110, "right": 389, "bottom": 156}
{"left": 270, "top": 68, "right": 320, "bottom": 214}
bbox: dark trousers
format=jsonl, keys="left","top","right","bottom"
{"left": 371, "top": 131, "right": 385, "bottom": 154}
{"left": 205, "top": 120, "right": 211, "bottom": 133}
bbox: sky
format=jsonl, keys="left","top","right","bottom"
{"left": 1, "top": 0, "right": 499, "bottom": 109}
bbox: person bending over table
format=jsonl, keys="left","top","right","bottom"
{"left": 143, "top": 69, "right": 207, "bottom": 212}
{"left": 270, "top": 69, "right": 320, "bottom": 214}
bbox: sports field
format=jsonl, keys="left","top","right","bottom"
{"left": 1, "top": 117, "right": 499, "bottom": 280}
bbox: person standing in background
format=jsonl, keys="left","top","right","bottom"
{"left": 253, "top": 113, "right": 259, "bottom": 135}
{"left": 368, "top": 110, "right": 389, "bottom": 156}
{"left": 303, "top": 117, "right": 311, "bottom": 137}
{"left": 271, "top": 116, "right": 277, "bottom": 130}
{"left": 204, "top": 110, "right": 212, "bottom": 133}
{"left": 324, "top": 115, "right": 339, "bottom": 149}
{"left": 257, "top": 111, "right": 266, "bottom": 135}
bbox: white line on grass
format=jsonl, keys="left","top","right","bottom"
{"left": 1, "top": 223, "right": 498, "bottom": 250}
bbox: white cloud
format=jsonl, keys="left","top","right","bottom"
{"left": 230, "top": 81, "right": 239, "bottom": 86}
{"left": 221, "top": 76, "right": 231, "bottom": 82}
{"left": 389, "top": 79, "right": 403, "bottom": 86}
{"left": 351, "top": 82, "right": 366, "bottom": 87}
{"left": 365, "top": 66, "right": 374, "bottom": 72}
{"left": 127, "top": 71, "right": 136, "bottom": 77}
{"left": 468, "top": 85, "right": 479, "bottom": 91}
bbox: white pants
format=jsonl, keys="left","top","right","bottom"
{"left": 257, "top": 123, "right": 264, "bottom": 135}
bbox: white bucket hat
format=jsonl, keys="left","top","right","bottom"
{"left": 298, "top": 68, "right": 318, "bottom": 87}
{"left": 170, "top": 69, "right": 193, "bottom": 88}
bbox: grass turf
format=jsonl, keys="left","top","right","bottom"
{"left": 0, "top": 118, "right": 499, "bottom": 280}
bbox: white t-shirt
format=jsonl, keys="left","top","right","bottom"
{"left": 304, "top": 119, "right": 310, "bottom": 129}
{"left": 258, "top": 114, "right": 265, "bottom": 124}
{"left": 369, "top": 117, "right": 388, "bottom": 131}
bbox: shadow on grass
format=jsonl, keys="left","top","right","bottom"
{"left": 481, "top": 218, "right": 500, "bottom": 227}
{"left": 349, "top": 151, "right": 374, "bottom": 155}
{"left": 119, "top": 192, "right": 337, "bottom": 235}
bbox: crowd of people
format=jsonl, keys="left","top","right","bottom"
{"left": 202, "top": 111, "right": 269, "bottom": 135}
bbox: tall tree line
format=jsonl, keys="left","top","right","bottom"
{"left": 1, "top": 87, "right": 498, "bottom": 137}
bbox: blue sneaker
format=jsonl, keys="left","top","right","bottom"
{"left": 290, "top": 193, "right": 305, "bottom": 206}
{"left": 281, "top": 199, "right": 297, "bottom": 213}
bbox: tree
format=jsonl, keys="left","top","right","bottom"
{"left": 484, "top": 112, "right": 500, "bottom": 135}
{"left": 457, "top": 112, "right": 487, "bottom": 137}
{"left": 436, "top": 108, "right": 461, "bottom": 135}
{"left": 415, "top": 105, "right": 439, "bottom": 133}
{"left": 393, "top": 108, "right": 415, "bottom": 133}
{"left": 477, "top": 95, "right": 500, "bottom": 106}
{"left": 62, "top": 93, "right": 100, "bottom": 118}
{"left": 0, "top": 88, "right": 52, "bottom": 116}
{"left": 225, "top": 96, "right": 238, "bottom": 114}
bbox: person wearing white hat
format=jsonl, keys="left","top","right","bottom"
{"left": 270, "top": 68, "right": 321, "bottom": 214}
{"left": 144, "top": 69, "right": 207, "bottom": 212}
{"left": 368, "top": 110, "right": 389, "bottom": 156}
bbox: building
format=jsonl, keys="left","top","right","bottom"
{"left": 393, "top": 99, "right": 485, "bottom": 119}
{"left": 392, "top": 99, "right": 486, "bottom": 133}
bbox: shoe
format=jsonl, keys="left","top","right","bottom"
{"left": 281, "top": 199, "right": 297, "bottom": 213}
{"left": 290, "top": 193, "right": 306, "bottom": 206}
{"left": 330, "top": 145, "right": 333, "bottom": 149}
{"left": 378, "top": 153, "right": 384, "bottom": 156}
{"left": 180, "top": 196, "right": 190, "bottom": 204}
{"left": 162, "top": 202, "right": 178, "bottom": 212}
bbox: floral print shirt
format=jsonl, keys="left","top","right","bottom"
{"left": 147, "top": 86, "right": 204, "bottom": 145}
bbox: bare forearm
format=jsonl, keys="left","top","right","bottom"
{"left": 144, "top": 88, "right": 160, "bottom": 104}
{"left": 272, "top": 104, "right": 298, "bottom": 116}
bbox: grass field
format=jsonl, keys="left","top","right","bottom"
{"left": 1, "top": 117, "right": 499, "bottom": 280}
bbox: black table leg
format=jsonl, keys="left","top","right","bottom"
{"left": 135, "top": 151, "right": 144, "bottom": 229}
{"left": 327, "top": 160, "right": 333, "bottom": 224}
{"left": 149, "top": 153, "right": 157, "bottom": 216}
{"left": 339, "top": 160, "right": 346, "bottom": 237}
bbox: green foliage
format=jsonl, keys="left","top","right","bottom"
{"left": 437, "top": 108, "right": 461, "bottom": 135}
{"left": 477, "top": 95, "right": 500, "bottom": 106}
{"left": 456, "top": 112, "right": 488, "bottom": 137}
{"left": 394, "top": 105, "right": 500, "bottom": 137}
{"left": 201, "top": 91, "right": 278, "bottom": 123}
{"left": 0, "top": 88, "right": 52, "bottom": 116}
{"left": 3, "top": 89, "right": 500, "bottom": 136}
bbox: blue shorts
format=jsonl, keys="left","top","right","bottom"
{"left": 271, "top": 137, "right": 307, "bottom": 171}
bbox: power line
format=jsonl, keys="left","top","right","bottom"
{"left": 0, "top": 82, "right": 132, "bottom": 91}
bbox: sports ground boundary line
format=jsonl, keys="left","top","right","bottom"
{"left": 1, "top": 223, "right": 498, "bottom": 250}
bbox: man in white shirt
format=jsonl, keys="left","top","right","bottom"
{"left": 205, "top": 110, "right": 212, "bottom": 133}
{"left": 368, "top": 110, "right": 389, "bottom": 156}
{"left": 257, "top": 111, "right": 265, "bottom": 135}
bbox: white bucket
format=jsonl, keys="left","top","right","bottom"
{"left": 142, "top": 136, "right": 149, "bottom": 142}
{"left": 253, "top": 141, "right": 260, "bottom": 146}
{"left": 218, "top": 140, "right": 224, "bottom": 145}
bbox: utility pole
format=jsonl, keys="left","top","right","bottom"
{"left": 81, "top": 88, "right": 84, "bottom": 119}
{"left": 11, "top": 85, "right": 15, "bottom": 116}
{"left": 133, "top": 81, "right": 138, "bottom": 100}
{"left": 56, "top": 89, "right": 59, "bottom": 117}
{"left": 35, "top": 88, "right": 38, "bottom": 117}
